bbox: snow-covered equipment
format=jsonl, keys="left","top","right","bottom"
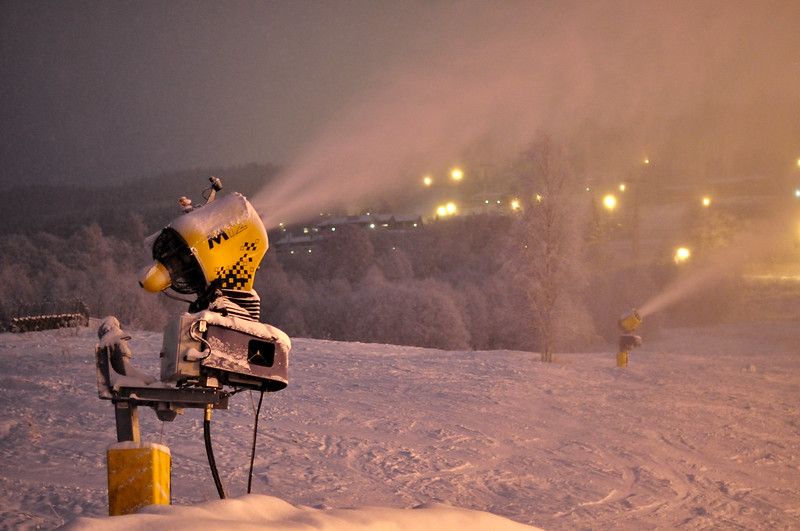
{"left": 139, "top": 189, "right": 268, "bottom": 296}
{"left": 160, "top": 311, "right": 289, "bottom": 392}
{"left": 616, "top": 309, "right": 643, "bottom": 367}
{"left": 138, "top": 177, "right": 289, "bottom": 393}
{"left": 95, "top": 178, "right": 290, "bottom": 515}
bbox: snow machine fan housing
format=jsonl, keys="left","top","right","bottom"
{"left": 139, "top": 192, "right": 268, "bottom": 295}
{"left": 618, "top": 309, "right": 642, "bottom": 333}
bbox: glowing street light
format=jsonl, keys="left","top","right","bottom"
{"left": 451, "top": 168, "right": 463, "bottom": 181}
{"left": 674, "top": 247, "right": 690, "bottom": 264}
{"left": 511, "top": 199, "right": 520, "bottom": 210}
{"left": 423, "top": 175, "right": 432, "bottom": 186}
{"left": 437, "top": 202, "right": 457, "bottom": 216}
{"left": 702, "top": 196, "right": 711, "bottom": 207}
{"left": 619, "top": 183, "right": 626, "bottom": 192}
{"left": 603, "top": 194, "right": 616, "bottom": 210}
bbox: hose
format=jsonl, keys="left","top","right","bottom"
{"left": 204, "top": 406, "right": 227, "bottom": 499}
{"left": 247, "top": 389, "right": 265, "bottom": 493}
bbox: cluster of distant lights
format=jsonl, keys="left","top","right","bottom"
{"left": 436, "top": 198, "right": 523, "bottom": 217}
{"left": 426, "top": 169, "right": 460, "bottom": 216}
{"left": 423, "top": 168, "right": 463, "bottom": 187}
{"left": 596, "top": 158, "right": 691, "bottom": 266}
{"left": 425, "top": 168, "right": 523, "bottom": 217}
{"left": 279, "top": 214, "right": 421, "bottom": 255}
{"left": 281, "top": 157, "right": 800, "bottom": 260}
{"left": 430, "top": 156, "right": 800, "bottom": 216}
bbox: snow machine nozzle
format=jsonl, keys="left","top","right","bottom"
{"left": 618, "top": 309, "right": 642, "bottom": 333}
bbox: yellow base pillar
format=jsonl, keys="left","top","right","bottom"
{"left": 616, "top": 351, "right": 628, "bottom": 368}
{"left": 107, "top": 442, "right": 171, "bottom": 516}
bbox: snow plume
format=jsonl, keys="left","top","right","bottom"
{"left": 638, "top": 201, "right": 798, "bottom": 318}
{"left": 251, "top": 0, "right": 800, "bottom": 228}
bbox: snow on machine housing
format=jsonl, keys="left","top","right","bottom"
{"left": 139, "top": 185, "right": 289, "bottom": 392}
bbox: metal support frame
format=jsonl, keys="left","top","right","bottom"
{"left": 107, "top": 387, "right": 230, "bottom": 442}
{"left": 113, "top": 401, "right": 140, "bottom": 442}
{"left": 97, "top": 345, "right": 230, "bottom": 442}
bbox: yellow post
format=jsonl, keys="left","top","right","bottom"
{"left": 616, "top": 351, "right": 628, "bottom": 368}
{"left": 107, "top": 442, "right": 171, "bottom": 516}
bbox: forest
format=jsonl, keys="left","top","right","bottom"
{"left": 0, "top": 142, "right": 765, "bottom": 354}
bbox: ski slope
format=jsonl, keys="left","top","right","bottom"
{"left": 0, "top": 320, "right": 798, "bottom": 529}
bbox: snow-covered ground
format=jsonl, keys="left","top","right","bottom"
{"left": 1, "top": 319, "right": 798, "bottom": 529}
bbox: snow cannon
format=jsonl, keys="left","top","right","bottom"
{"left": 135, "top": 179, "right": 288, "bottom": 391}
{"left": 95, "top": 178, "right": 290, "bottom": 515}
{"left": 616, "top": 309, "right": 643, "bottom": 368}
{"left": 139, "top": 190, "right": 268, "bottom": 299}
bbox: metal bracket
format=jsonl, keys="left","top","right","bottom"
{"left": 97, "top": 344, "right": 230, "bottom": 442}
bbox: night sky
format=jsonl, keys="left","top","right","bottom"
{"left": 2, "top": 0, "right": 799, "bottom": 193}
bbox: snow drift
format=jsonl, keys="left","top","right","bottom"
{"left": 65, "top": 495, "right": 535, "bottom": 530}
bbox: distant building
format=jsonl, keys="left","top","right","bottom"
{"left": 274, "top": 213, "right": 423, "bottom": 253}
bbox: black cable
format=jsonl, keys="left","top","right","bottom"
{"left": 247, "top": 389, "right": 265, "bottom": 494}
{"left": 203, "top": 407, "right": 227, "bottom": 499}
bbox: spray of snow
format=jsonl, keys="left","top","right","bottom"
{"left": 249, "top": 1, "right": 800, "bottom": 229}
{"left": 639, "top": 203, "right": 797, "bottom": 318}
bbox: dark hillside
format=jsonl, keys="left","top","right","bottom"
{"left": 0, "top": 163, "right": 280, "bottom": 238}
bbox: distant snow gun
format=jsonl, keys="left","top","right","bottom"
{"left": 616, "top": 309, "right": 642, "bottom": 368}
{"left": 94, "top": 177, "right": 290, "bottom": 515}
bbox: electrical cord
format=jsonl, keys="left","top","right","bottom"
{"left": 247, "top": 389, "right": 266, "bottom": 494}
{"left": 203, "top": 391, "right": 264, "bottom": 499}
{"left": 204, "top": 406, "right": 227, "bottom": 499}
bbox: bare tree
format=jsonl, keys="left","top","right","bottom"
{"left": 506, "top": 135, "right": 587, "bottom": 361}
